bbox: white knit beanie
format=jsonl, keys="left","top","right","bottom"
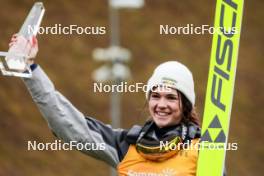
{"left": 146, "top": 61, "right": 195, "bottom": 106}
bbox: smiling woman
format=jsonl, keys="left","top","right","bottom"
{"left": 148, "top": 87, "right": 183, "bottom": 128}
{"left": 146, "top": 61, "right": 200, "bottom": 128}
{"left": 9, "top": 34, "right": 218, "bottom": 175}
{"left": 124, "top": 61, "right": 202, "bottom": 169}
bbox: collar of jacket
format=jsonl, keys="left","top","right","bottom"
{"left": 126, "top": 120, "right": 201, "bottom": 145}
{"left": 125, "top": 121, "right": 200, "bottom": 161}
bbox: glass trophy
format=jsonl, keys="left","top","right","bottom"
{"left": 0, "top": 2, "right": 45, "bottom": 78}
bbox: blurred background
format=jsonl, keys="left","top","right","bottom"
{"left": 0, "top": 0, "right": 263, "bottom": 175}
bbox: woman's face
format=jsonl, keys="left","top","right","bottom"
{"left": 148, "top": 87, "right": 182, "bottom": 128}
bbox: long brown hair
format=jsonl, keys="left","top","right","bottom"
{"left": 178, "top": 91, "right": 200, "bottom": 126}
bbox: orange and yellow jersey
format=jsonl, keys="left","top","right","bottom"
{"left": 118, "top": 139, "right": 199, "bottom": 176}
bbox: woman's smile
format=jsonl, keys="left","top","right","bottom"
{"left": 148, "top": 87, "right": 182, "bottom": 128}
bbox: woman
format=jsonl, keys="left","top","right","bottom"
{"left": 10, "top": 35, "right": 202, "bottom": 176}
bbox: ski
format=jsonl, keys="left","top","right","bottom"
{"left": 197, "top": 0, "right": 244, "bottom": 176}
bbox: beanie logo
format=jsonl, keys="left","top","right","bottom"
{"left": 161, "top": 77, "right": 177, "bottom": 87}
